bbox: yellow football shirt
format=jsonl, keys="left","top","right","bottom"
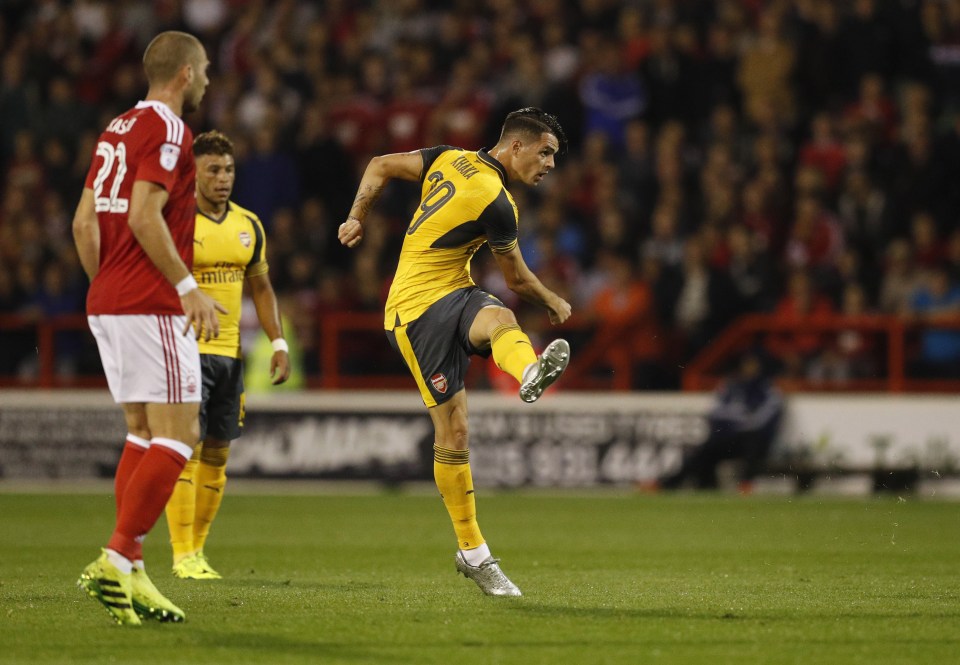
{"left": 384, "top": 147, "right": 519, "bottom": 329}
{"left": 193, "top": 201, "right": 268, "bottom": 357}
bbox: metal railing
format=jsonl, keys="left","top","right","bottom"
{"left": 682, "top": 313, "right": 960, "bottom": 392}
{"left": 5, "top": 312, "right": 959, "bottom": 392}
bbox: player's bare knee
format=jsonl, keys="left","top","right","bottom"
{"left": 470, "top": 305, "right": 518, "bottom": 348}
{"left": 447, "top": 421, "right": 469, "bottom": 450}
{"left": 435, "top": 405, "right": 469, "bottom": 450}
{"left": 492, "top": 307, "right": 518, "bottom": 327}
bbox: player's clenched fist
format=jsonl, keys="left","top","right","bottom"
{"left": 338, "top": 216, "right": 363, "bottom": 248}
{"left": 548, "top": 296, "right": 572, "bottom": 325}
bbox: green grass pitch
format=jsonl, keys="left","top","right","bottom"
{"left": 1, "top": 490, "right": 959, "bottom": 664}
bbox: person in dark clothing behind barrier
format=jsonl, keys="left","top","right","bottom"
{"left": 660, "top": 351, "right": 784, "bottom": 493}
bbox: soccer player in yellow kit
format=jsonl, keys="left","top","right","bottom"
{"left": 165, "top": 130, "right": 290, "bottom": 579}
{"left": 338, "top": 108, "right": 572, "bottom": 596}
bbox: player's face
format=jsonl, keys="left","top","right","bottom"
{"left": 183, "top": 50, "right": 210, "bottom": 114}
{"left": 196, "top": 153, "right": 235, "bottom": 208}
{"left": 515, "top": 133, "right": 559, "bottom": 186}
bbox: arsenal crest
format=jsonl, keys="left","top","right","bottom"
{"left": 430, "top": 373, "right": 448, "bottom": 394}
{"left": 239, "top": 231, "right": 251, "bottom": 247}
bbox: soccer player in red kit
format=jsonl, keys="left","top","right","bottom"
{"left": 72, "top": 31, "right": 224, "bottom": 626}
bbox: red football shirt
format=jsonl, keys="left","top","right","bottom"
{"left": 85, "top": 100, "right": 196, "bottom": 315}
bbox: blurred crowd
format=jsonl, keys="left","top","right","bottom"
{"left": 3, "top": 0, "right": 960, "bottom": 387}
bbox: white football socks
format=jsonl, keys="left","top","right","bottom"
{"left": 105, "top": 548, "right": 133, "bottom": 574}
{"left": 461, "top": 542, "right": 492, "bottom": 566}
{"left": 522, "top": 362, "right": 537, "bottom": 383}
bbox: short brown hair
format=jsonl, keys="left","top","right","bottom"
{"left": 193, "top": 130, "right": 234, "bottom": 158}
{"left": 143, "top": 31, "right": 203, "bottom": 85}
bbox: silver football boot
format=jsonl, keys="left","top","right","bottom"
{"left": 519, "top": 339, "right": 570, "bottom": 403}
{"left": 455, "top": 551, "right": 522, "bottom": 597}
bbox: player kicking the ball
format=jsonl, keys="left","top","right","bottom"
{"left": 338, "top": 107, "right": 572, "bottom": 596}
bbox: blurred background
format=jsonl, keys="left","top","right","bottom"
{"left": 2, "top": 0, "right": 960, "bottom": 396}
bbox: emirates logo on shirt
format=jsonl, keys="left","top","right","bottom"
{"left": 430, "top": 373, "right": 448, "bottom": 394}
{"left": 239, "top": 231, "right": 251, "bottom": 247}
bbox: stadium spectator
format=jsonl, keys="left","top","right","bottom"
{"left": 724, "top": 223, "right": 775, "bottom": 316}
{"left": 738, "top": 9, "right": 795, "bottom": 129}
{"left": 808, "top": 281, "right": 880, "bottom": 384}
{"left": 909, "top": 211, "right": 945, "bottom": 270}
{"left": 903, "top": 263, "right": 960, "bottom": 379}
{"left": 794, "top": 0, "right": 845, "bottom": 114}
{"left": 842, "top": 73, "right": 898, "bottom": 146}
{"left": 578, "top": 38, "right": 646, "bottom": 146}
{"left": 799, "top": 112, "right": 847, "bottom": 192}
{"left": 783, "top": 194, "right": 845, "bottom": 279}
{"left": 233, "top": 122, "right": 300, "bottom": 229}
{"left": 767, "top": 269, "right": 836, "bottom": 377}
{"left": 673, "top": 233, "right": 736, "bottom": 359}
{"left": 878, "top": 238, "right": 921, "bottom": 315}
{"left": 641, "top": 204, "right": 684, "bottom": 272}
{"left": 20, "top": 261, "right": 85, "bottom": 376}
{"left": 589, "top": 250, "right": 663, "bottom": 389}
{"left": 836, "top": 168, "right": 890, "bottom": 274}
{"left": 658, "top": 350, "right": 784, "bottom": 493}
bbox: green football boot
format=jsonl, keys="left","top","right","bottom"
{"left": 172, "top": 553, "right": 221, "bottom": 580}
{"left": 77, "top": 550, "right": 142, "bottom": 626}
{"left": 194, "top": 551, "right": 223, "bottom": 579}
{"left": 131, "top": 566, "right": 185, "bottom": 622}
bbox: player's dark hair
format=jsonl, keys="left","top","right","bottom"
{"left": 501, "top": 107, "right": 568, "bottom": 155}
{"left": 143, "top": 31, "right": 203, "bottom": 85}
{"left": 194, "top": 130, "right": 235, "bottom": 157}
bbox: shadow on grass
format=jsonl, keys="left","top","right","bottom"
{"left": 212, "top": 578, "right": 389, "bottom": 593}
{"left": 505, "top": 602, "right": 960, "bottom": 624}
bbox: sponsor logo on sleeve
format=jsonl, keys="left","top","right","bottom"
{"left": 160, "top": 143, "right": 181, "bottom": 171}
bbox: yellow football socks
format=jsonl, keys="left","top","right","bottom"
{"left": 490, "top": 323, "right": 536, "bottom": 383}
{"left": 165, "top": 444, "right": 201, "bottom": 563}
{"left": 433, "top": 445, "right": 485, "bottom": 550}
{"left": 193, "top": 445, "right": 229, "bottom": 553}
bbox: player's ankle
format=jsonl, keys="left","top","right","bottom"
{"left": 460, "top": 542, "right": 491, "bottom": 566}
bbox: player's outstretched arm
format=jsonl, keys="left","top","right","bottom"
{"left": 247, "top": 272, "right": 290, "bottom": 385}
{"left": 72, "top": 188, "right": 100, "bottom": 281}
{"left": 128, "top": 180, "right": 227, "bottom": 339}
{"left": 493, "top": 245, "right": 571, "bottom": 325}
{"left": 338, "top": 151, "right": 424, "bottom": 248}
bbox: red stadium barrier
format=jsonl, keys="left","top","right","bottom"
{"left": 0, "top": 314, "right": 104, "bottom": 388}
{"left": 0, "top": 312, "right": 631, "bottom": 391}
{"left": 682, "top": 313, "right": 960, "bottom": 393}
{"left": 7, "top": 312, "right": 959, "bottom": 393}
